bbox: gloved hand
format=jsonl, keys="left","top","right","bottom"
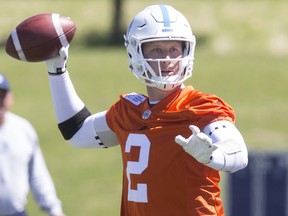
{"left": 45, "top": 46, "right": 69, "bottom": 74}
{"left": 175, "top": 125, "right": 217, "bottom": 164}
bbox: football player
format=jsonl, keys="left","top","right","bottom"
{"left": 45, "top": 4, "right": 248, "bottom": 216}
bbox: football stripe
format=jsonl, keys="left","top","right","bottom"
{"left": 51, "top": 13, "right": 69, "bottom": 47}
{"left": 11, "top": 29, "right": 27, "bottom": 61}
{"left": 159, "top": 5, "right": 171, "bottom": 27}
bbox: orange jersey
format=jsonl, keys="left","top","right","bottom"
{"left": 106, "top": 86, "right": 235, "bottom": 216}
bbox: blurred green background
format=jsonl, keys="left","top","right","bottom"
{"left": 0, "top": 0, "right": 287, "bottom": 215}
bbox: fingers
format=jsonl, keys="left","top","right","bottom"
{"left": 189, "top": 125, "right": 212, "bottom": 144}
{"left": 189, "top": 125, "right": 200, "bottom": 134}
{"left": 176, "top": 125, "right": 202, "bottom": 146}
{"left": 175, "top": 135, "right": 187, "bottom": 146}
{"left": 59, "top": 45, "right": 69, "bottom": 59}
{"left": 197, "top": 132, "right": 212, "bottom": 144}
{"left": 175, "top": 125, "right": 218, "bottom": 164}
{"left": 176, "top": 125, "right": 212, "bottom": 147}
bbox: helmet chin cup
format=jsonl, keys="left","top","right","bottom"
{"left": 151, "top": 75, "right": 183, "bottom": 91}
{"left": 125, "top": 4, "right": 196, "bottom": 91}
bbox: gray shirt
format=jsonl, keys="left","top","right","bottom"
{"left": 0, "top": 112, "right": 63, "bottom": 215}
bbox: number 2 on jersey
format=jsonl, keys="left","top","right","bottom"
{"left": 125, "top": 134, "right": 151, "bottom": 203}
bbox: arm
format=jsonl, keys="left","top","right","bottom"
{"left": 28, "top": 133, "right": 64, "bottom": 216}
{"left": 175, "top": 120, "right": 248, "bottom": 173}
{"left": 45, "top": 47, "right": 118, "bottom": 148}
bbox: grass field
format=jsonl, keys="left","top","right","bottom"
{"left": 0, "top": 0, "right": 287, "bottom": 215}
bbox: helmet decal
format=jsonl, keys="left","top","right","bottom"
{"left": 159, "top": 5, "right": 171, "bottom": 27}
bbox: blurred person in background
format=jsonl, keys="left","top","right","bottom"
{"left": 44, "top": 4, "right": 248, "bottom": 216}
{"left": 0, "top": 73, "right": 65, "bottom": 216}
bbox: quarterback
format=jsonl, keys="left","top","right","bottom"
{"left": 45, "top": 4, "right": 248, "bottom": 216}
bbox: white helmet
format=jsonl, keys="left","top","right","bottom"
{"left": 124, "top": 4, "right": 196, "bottom": 91}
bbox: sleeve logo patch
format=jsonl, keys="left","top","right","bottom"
{"left": 124, "top": 93, "right": 146, "bottom": 106}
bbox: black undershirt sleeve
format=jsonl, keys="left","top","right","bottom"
{"left": 58, "top": 107, "right": 91, "bottom": 140}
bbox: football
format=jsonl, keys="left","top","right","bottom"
{"left": 5, "top": 13, "right": 76, "bottom": 62}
